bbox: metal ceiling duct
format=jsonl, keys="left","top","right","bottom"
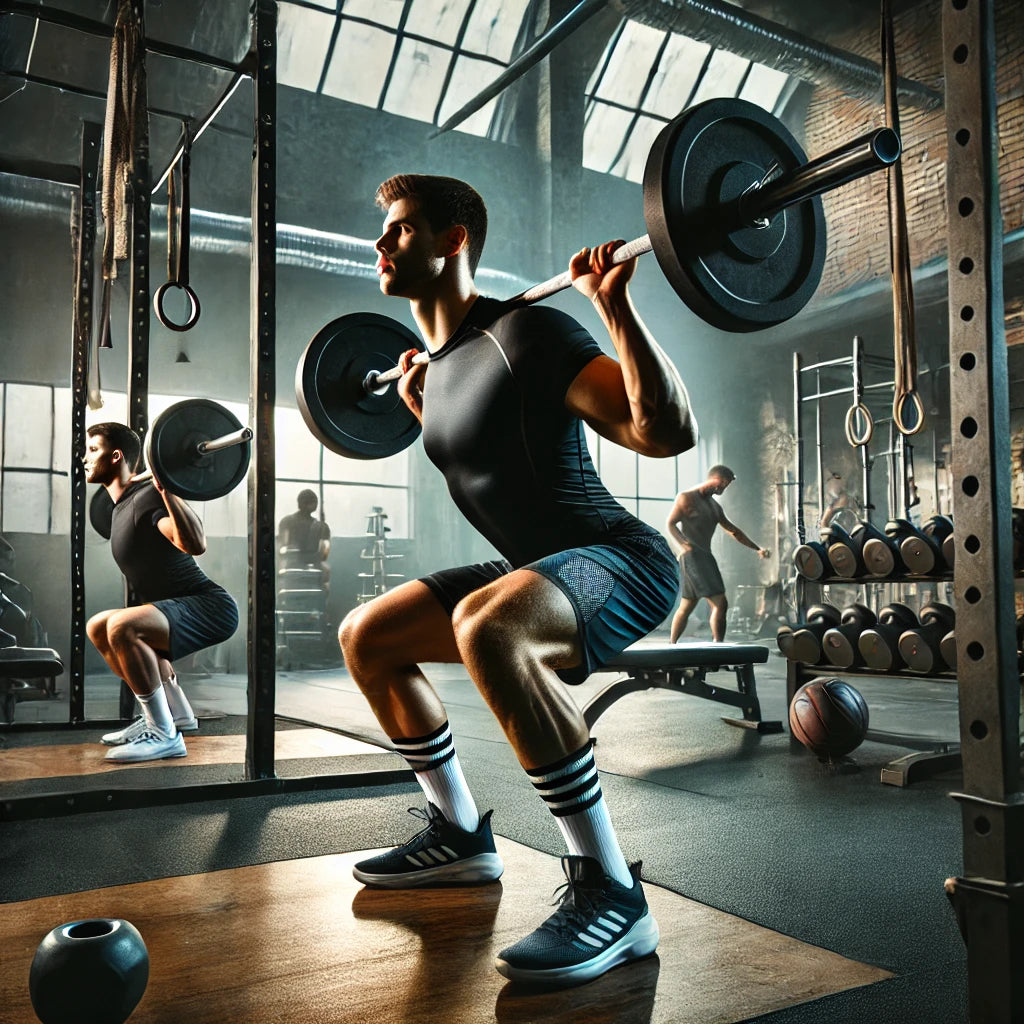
{"left": 611, "top": 0, "right": 943, "bottom": 110}
{"left": 0, "top": 175, "right": 528, "bottom": 292}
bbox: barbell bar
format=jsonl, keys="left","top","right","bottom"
{"left": 296, "top": 97, "right": 903, "bottom": 461}
{"left": 361, "top": 118, "right": 900, "bottom": 394}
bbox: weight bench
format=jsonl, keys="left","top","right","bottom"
{"left": 582, "top": 641, "right": 782, "bottom": 733}
{"left": 0, "top": 644, "right": 64, "bottom": 723}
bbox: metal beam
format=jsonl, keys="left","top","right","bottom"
{"left": 941, "top": 0, "right": 1024, "bottom": 1020}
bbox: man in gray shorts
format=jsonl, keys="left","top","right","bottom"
{"left": 666, "top": 465, "right": 770, "bottom": 643}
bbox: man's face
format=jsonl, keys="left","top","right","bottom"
{"left": 83, "top": 433, "right": 118, "bottom": 485}
{"left": 374, "top": 197, "right": 448, "bottom": 298}
{"left": 709, "top": 474, "right": 732, "bottom": 496}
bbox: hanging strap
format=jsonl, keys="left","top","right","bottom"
{"left": 883, "top": 0, "right": 924, "bottom": 435}
{"left": 154, "top": 121, "right": 201, "bottom": 331}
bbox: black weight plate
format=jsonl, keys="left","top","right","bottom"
{"left": 643, "top": 97, "right": 826, "bottom": 333}
{"left": 89, "top": 487, "right": 114, "bottom": 540}
{"left": 295, "top": 312, "right": 424, "bottom": 460}
{"left": 146, "top": 399, "right": 250, "bottom": 501}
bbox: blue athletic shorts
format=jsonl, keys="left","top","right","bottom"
{"left": 152, "top": 586, "right": 239, "bottom": 661}
{"left": 420, "top": 531, "right": 677, "bottom": 684}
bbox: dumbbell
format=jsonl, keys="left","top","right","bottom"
{"left": 821, "top": 603, "right": 878, "bottom": 668}
{"left": 900, "top": 516, "right": 953, "bottom": 575}
{"left": 784, "top": 604, "right": 844, "bottom": 664}
{"left": 792, "top": 540, "right": 829, "bottom": 580}
{"left": 940, "top": 629, "right": 957, "bottom": 671}
{"left": 861, "top": 523, "right": 906, "bottom": 577}
{"left": 822, "top": 523, "right": 864, "bottom": 578}
{"left": 898, "top": 603, "right": 957, "bottom": 673}
{"left": 857, "top": 602, "right": 919, "bottom": 671}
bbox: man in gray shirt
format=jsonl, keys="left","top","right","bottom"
{"left": 666, "top": 465, "right": 769, "bottom": 642}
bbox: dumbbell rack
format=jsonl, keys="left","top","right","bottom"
{"left": 356, "top": 507, "right": 404, "bottom": 604}
{"left": 787, "top": 570, "right": 1024, "bottom": 787}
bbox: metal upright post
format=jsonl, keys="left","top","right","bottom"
{"left": 121, "top": 0, "right": 151, "bottom": 721}
{"left": 246, "top": 0, "right": 278, "bottom": 781}
{"left": 793, "top": 353, "right": 805, "bottom": 544}
{"left": 69, "top": 122, "right": 102, "bottom": 724}
{"left": 942, "top": 0, "right": 1023, "bottom": 1019}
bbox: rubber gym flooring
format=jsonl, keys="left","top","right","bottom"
{"left": 0, "top": 647, "right": 969, "bottom": 1022}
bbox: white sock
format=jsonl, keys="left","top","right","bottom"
{"left": 390, "top": 722, "right": 480, "bottom": 833}
{"left": 527, "top": 742, "right": 633, "bottom": 888}
{"left": 137, "top": 688, "right": 176, "bottom": 736}
{"left": 162, "top": 674, "right": 194, "bottom": 721}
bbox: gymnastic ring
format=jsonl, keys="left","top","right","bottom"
{"left": 844, "top": 402, "right": 873, "bottom": 447}
{"left": 893, "top": 390, "right": 925, "bottom": 436}
{"left": 154, "top": 280, "right": 201, "bottom": 332}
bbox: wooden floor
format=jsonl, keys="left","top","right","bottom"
{"left": 0, "top": 837, "right": 890, "bottom": 1024}
{"left": 0, "top": 728, "right": 384, "bottom": 783}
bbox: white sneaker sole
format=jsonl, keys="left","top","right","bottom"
{"left": 104, "top": 736, "right": 188, "bottom": 763}
{"left": 353, "top": 852, "right": 504, "bottom": 888}
{"left": 494, "top": 911, "right": 660, "bottom": 987}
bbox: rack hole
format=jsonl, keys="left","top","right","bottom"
{"left": 965, "top": 585, "right": 980, "bottom": 603}
{"left": 960, "top": 305, "right": 974, "bottom": 321}
{"left": 959, "top": 256, "right": 974, "bottom": 274}
{"left": 955, "top": 127, "right": 970, "bottom": 146}
{"left": 962, "top": 475, "right": 979, "bottom": 496}
{"left": 964, "top": 534, "right": 980, "bottom": 553}
{"left": 969, "top": 719, "right": 987, "bottom": 740}
{"left": 966, "top": 641, "right": 984, "bottom": 661}
{"left": 953, "top": 44, "right": 969, "bottom": 63}
{"left": 960, "top": 352, "right": 976, "bottom": 371}
{"left": 974, "top": 815, "right": 990, "bottom": 836}
{"left": 959, "top": 196, "right": 974, "bottom": 217}
{"left": 951, "top": 0, "right": 968, "bottom": 7}
{"left": 960, "top": 416, "right": 978, "bottom": 438}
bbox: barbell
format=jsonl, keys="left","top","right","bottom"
{"left": 90, "top": 399, "right": 252, "bottom": 538}
{"left": 295, "top": 97, "right": 901, "bottom": 461}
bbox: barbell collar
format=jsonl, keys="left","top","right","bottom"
{"left": 739, "top": 127, "right": 901, "bottom": 227}
{"left": 196, "top": 425, "right": 254, "bottom": 454}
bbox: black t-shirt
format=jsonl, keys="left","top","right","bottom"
{"left": 110, "top": 481, "right": 218, "bottom": 603}
{"left": 420, "top": 296, "right": 645, "bottom": 568}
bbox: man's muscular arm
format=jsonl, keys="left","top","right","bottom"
{"left": 152, "top": 474, "right": 207, "bottom": 555}
{"left": 565, "top": 241, "right": 696, "bottom": 459}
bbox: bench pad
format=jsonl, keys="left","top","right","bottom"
{"left": 603, "top": 641, "right": 769, "bottom": 671}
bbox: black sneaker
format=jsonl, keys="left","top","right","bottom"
{"left": 495, "top": 855, "right": 659, "bottom": 987}
{"left": 352, "top": 804, "right": 504, "bottom": 888}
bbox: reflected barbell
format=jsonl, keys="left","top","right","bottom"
{"left": 296, "top": 97, "right": 901, "bottom": 461}
{"left": 90, "top": 399, "right": 252, "bottom": 538}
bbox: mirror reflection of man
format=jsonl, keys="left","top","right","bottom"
{"left": 278, "top": 489, "right": 331, "bottom": 588}
{"left": 666, "top": 465, "right": 769, "bottom": 643}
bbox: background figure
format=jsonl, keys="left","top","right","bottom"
{"left": 278, "top": 488, "right": 331, "bottom": 588}
{"left": 666, "top": 465, "right": 770, "bottom": 643}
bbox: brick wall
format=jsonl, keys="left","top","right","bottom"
{"left": 801, "top": 0, "right": 1023, "bottom": 317}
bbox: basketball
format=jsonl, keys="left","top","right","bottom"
{"left": 789, "top": 678, "right": 869, "bottom": 759}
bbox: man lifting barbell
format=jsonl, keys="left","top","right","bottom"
{"left": 83, "top": 420, "right": 239, "bottom": 763}
{"left": 336, "top": 173, "right": 695, "bottom": 989}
